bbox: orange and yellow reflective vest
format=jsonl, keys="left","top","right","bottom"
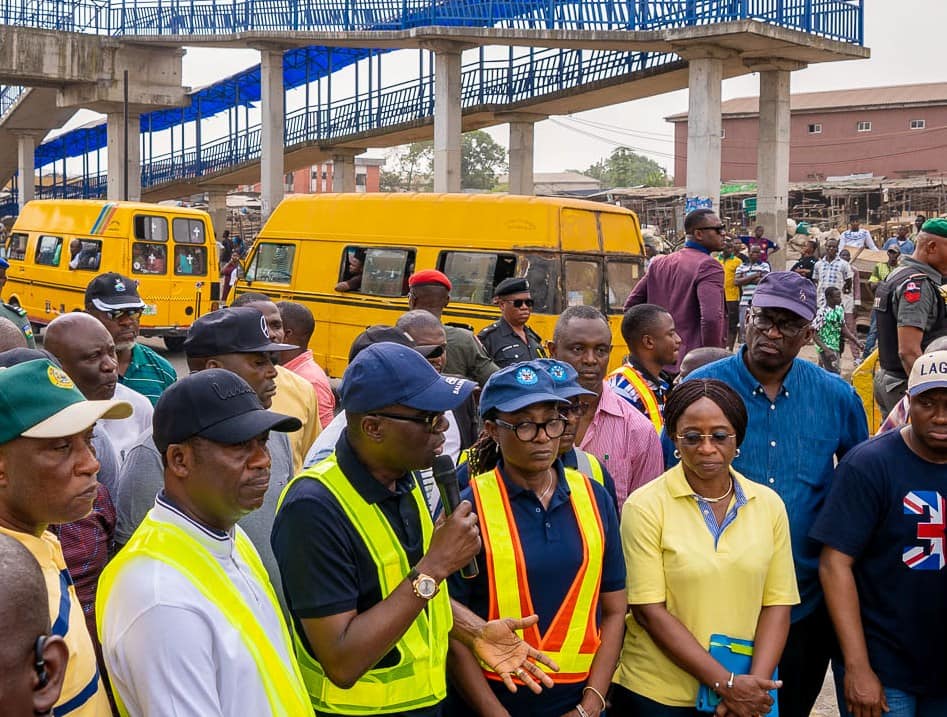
{"left": 607, "top": 364, "right": 664, "bottom": 433}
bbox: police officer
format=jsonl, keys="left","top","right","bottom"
{"left": 873, "top": 218, "right": 947, "bottom": 415}
{"left": 0, "top": 257, "right": 36, "bottom": 348}
{"left": 478, "top": 277, "right": 546, "bottom": 368}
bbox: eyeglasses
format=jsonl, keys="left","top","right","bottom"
{"left": 104, "top": 308, "right": 144, "bottom": 321}
{"left": 748, "top": 309, "right": 809, "bottom": 338}
{"left": 562, "top": 402, "right": 590, "bottom": 417}
{"left": 416, "top": 344, "right": 446, "bottom": 359}
{"left": 696, "top": 225, "right": 726, "bottom": 233}
{"left": 676, "top": 430, "right": 736, "bottom": 447}
{"left": 504, "top": 298, "right": 534, "bottom": 308}
{"left": 495, "top": 417, "right": 566, "bottom": 441}
{"left": 370, "top": 411, "right": 449, "bottom": 433}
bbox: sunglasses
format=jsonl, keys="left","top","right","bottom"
{"left": 370, "top": 411, "right": 449, "bottom": 433}
{"left": 676, "top": 430, "right": 736, "bottom": 447}
{"left": 416, "top": 344, "right": 446, "bottom": 359}
{"left": 696, "top": 225, "right": 726, "bottom": 233}
{"left": 505, "top": 299, "right": 534, "bottom": 308}
{"left": 104, "top": 308, "right": 144, "bottom": 321}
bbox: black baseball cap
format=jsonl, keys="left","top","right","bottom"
{"left": 153, "top": 369, "right": 301, "bottom": 452}
{"left": 85, "top": 272, "right": 147, "bottom": 312}
{"left": 184, "top": 307, "right": 296, "bottom": 358}
{"left": 347, "top": 324, "right": 441, "bottom": 363}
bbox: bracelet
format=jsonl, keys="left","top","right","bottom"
{"left": 582, "top": 686, "right": 607, "bottom": 712}
{"left": 727, "top": 672, "right": 735, "bottom": 690}
{"left": 575, "top": 705, "right": 590, "bottom": 717}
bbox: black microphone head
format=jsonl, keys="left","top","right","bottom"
{"left": 432, "top": 454, "right": 456, "bottom": 485}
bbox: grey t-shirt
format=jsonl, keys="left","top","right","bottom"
{"left": 113, "top": 429, "right": 295, "bottom": 609}
{"left": 92, "top": 424, "right": 120, "bottom": 500}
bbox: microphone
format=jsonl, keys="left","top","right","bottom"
{"left": 432, "top": 454, "right": 479, "bottom": 579}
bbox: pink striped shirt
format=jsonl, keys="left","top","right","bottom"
{"left": 579, "top": 382, "right": 664, "bottom": 507}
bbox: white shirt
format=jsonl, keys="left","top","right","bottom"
{"left": 101, "top": 496, "right": 295, "bottom": 717}
{"left": 100, "top": 383, "right": 153, "bottom": 464}
{"left": 840, "top": 228, "right": 878, "bottom": 251}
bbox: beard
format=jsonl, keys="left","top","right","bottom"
{"left": 114, "top": 340, "right": 136, "bottom": 353}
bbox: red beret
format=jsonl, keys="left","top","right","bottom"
{"left": 408, "top": 270, "right": 452, "bottom": 291}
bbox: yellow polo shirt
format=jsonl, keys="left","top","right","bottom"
{"left": 0, "top": 526, "right": 111, "bottom": 716}
{"left": 615, "top": 464, "right": 798, "bottom": 707}
{"left": 272, "top": 364, "right": 321, "bottom": 474}
{"left": 717, "top": 254, "right": 744, "bottom": 302}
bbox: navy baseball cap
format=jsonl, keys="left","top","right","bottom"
{"left": 184, "top": 307, "right": 296, "bottom": 357}
{"left": 339, "top": 341, "right": 474, "bottom": 414}
{"left": 85, "top": 272, "right": 146, "bottom": 311}
{"left": 153, "top": 369, "right": 301, "bottom": 452}
{"left": 479, "top": 362, "right": 569, "bottom": 417}
{"left": 533, "top": 359, "right": 596, "bottom": 400}
{"left": 751, "top": 271, "right": 817, "bottom": 322}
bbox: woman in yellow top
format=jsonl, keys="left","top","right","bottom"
{"left": 613, "top": 378, "right": 799, "bottom": 716}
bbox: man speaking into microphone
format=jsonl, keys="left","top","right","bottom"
{"left": 272, "top": 343, "right": 558, "bottom": 716}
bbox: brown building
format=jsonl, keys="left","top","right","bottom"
{"left": 668, "top": 82, "right": 947, "bottom": 184}
{"left": 244, "top": 156, "right": 384, "bottom": 194}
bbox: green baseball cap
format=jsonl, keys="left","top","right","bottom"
{"left": 0, "top": 359, "right": 133, "bottom": 445}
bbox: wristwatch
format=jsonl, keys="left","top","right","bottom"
{"left": 408, "top": 567, "right": 440, "bottom": 600}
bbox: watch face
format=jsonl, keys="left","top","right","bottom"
{"left": 417, "top": 576, "right": 437, "bottom": 599}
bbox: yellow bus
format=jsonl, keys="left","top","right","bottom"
{"left": 235, "top": 193, "right": 646, "bottom": 376}
{"left": 3, "top": 200, "right": 218, "bottom": 350}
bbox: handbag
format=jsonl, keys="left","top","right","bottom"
{"left": 695, "top": 634, "right": 778, "bottom": 715}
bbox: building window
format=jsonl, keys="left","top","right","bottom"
{"left": 808, "top": 123, "right": 822, "bottom": 134}
{"left": 910, "top": 119, "right": 926, "bottom": 130}
{"left": 856, "top": 121, "right": 872, "bottom": 132}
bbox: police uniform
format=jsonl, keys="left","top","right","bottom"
{"left": 444, "top": 324, "right": 498, "bottom": 385}
{"left": 478, "top": 277, "right": 546, "bottom": 368}
{"left": 0, "top": 302, "right": 36, "bottom": 348}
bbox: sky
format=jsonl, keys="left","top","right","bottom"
{"left": 61, "top": 0, "right": 947, "bottom": 179}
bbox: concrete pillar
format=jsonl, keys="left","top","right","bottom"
{"left": 259, "top": 48, "right": 285, "bottom": 218}
{"left": 431, "top": 45, "right": 464, "bottom": 193}
{"left": 15, "top": 132, "right": 39, "bottom": 209}
{"left": 106, "top": 111, "right": 141, "bottom": 201}
{"left": 684, "top": 54, "right": 724, "bottom": 211}
{"left": 750, "top": 59, "right": 805, "bottom": 254}
{"left": 499, "top": 113, "right": 545, "bottom": 196}
{"left": 331, "top": 152, "right": 359, "bottom": 193}
{"left": 205, "top": 188, "right": 230, "bottom": 238}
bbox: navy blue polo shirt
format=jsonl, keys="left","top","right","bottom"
{"left": 271, "top": 432, "right": 441, "bottom": 717}
{"left": 448, "top": 459, "right": 625, "bottom": 717}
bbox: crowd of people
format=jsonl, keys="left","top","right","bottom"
{"left": 0, "top": 207, "right": 944, "bottom": 717}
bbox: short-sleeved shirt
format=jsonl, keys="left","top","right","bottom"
{"left": 477, "top": 318, "right": 546, "bottom": 368}
{"left": 791, "top": 255, "right": 818, "bottom": 282}
{"left": 735, "top": 260, "right": 772, "bottom": 306}
{"left": 0, "top": 526, "right": 112, "bottom": 716}
{"left": 813, "top": 304, "right": 845, "bottom": 353}
{"left": 740, "top": 236, "right": 777, "bottom": 262}
{"left": 0, "top": 301, "right": 36, "bottom": 347}
{"left": 810, "top": 430, "right": 947, "bottom": 696}
{"left": 271, "top": 365, "right": 322, "bottom": 474}
{"left": 614, "top": 464, "right": 798, "bottom": 707}
{"left": 120, "top": 342, "right": 177, "bottom": 406}
{"left": 840, "top": 229, "right": 879, "bottom": 251}
{"left": 271, "top": 433, "right": 441, "bottom": 717}
{"left": 282, "top": 350, "right": 335, "bottom": 429}
{"left": 890, "top": 256, "right": 947, "bottom": 333}
{"left": 813, "top": 257, "right": 855, "bottom": 306}
{"left": 684, "top": 349, "right": 869, "bottom": 620}
{"left": 717, "top": 254, "right": 744, "bottom": 302}
{"left": 448, "top": 459, "right": 626, "bottom": 716}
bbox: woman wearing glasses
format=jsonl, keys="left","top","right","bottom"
{"left": 448, "top": 361, "right": 626, "bottom": 717}
{"left": 613, "top": 378, "right": 798, "bottom": 716}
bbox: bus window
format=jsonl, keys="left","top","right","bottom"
{"left": 361, "top": 247, "right": 415, "bottom": 297}
{"left": 6, "top": 232, "right": 27, "bottom": 261}
{"left": 132, "top": 243, "right": 168, "bottom": 274}
{"left": 67, "top": 239, "right": 102, "bottom": 271}
{"left": 134, "top": 215, "right": 169, "bottom": 242}
{"left": 246, "top": 243, "right": 296, "bottom": 284}
{"left": 173, "top": 217, "right": 206, "bottom": 245}
{"left": 438, "top": 251, "right": 517, "bottom": 305}
{"left": 564, "top": 258, "right": 603, "bottom": 309}
{"left": 35, "top": 235, "right": 63, "bottom": 266}
{"left": 520, "top": 253, "right": 559, "bottom": 314}
{"left": 605, "top": 258, "right": 644, "bottom": 313}
{"left": 175, "top": 246, "right": 207, "bottom": 275}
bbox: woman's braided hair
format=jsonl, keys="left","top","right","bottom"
{"left": 466, "top": 409, "right": 500, "bottom": 476}
{"left": 664, "top": 378, "right": 748, "bottom": 446}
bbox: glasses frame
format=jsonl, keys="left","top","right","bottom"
{"left": 504, "top": 298, "right": 534, "bottom": 308}
{"left": 494, "top": 417, "right": 567, "bottom": 442}
{"left": 696, "top": 225, "right": 726, "bottom": 233}
{"left": 370, "top": 411, "right": 448, "bottom": 433}
{"left": 748, "top": 308, "right": 809, "bottom": 338}
{"left": 104, "top": 307, "right": 144, "bottom": 321}
{"left": 676, "top": 431, "right": 736, "bottom": 447}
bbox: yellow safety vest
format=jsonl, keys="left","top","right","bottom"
{"left": 276, "top": 454, "right": 453, "bottom": 714}
{"left": 470, "top": 467, "right": 605, "bottom": 684}
{"left": 608, "top": 364, "right": 664, "bottom": 433}
{"left": 97, "top": 513, "right": 311, "bottom": 717}
{"left": 572, "top": 449, "right": 605, "bottom": 487}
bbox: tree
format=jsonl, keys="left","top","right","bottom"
{"left": 577, "top": 147, "right": 669, "bottom": 189}
{"left": 380, "top": 130, "right": 507, "bottom": 192}
{"left": 461, "top": 130, "right": 507, "bottom": 190}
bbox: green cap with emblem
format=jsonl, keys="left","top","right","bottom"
{"left": 920, "top": 218, "right": 947, "bottom": 238}
{"left": 0, "top": 359, "right": 133, "bottom": 445}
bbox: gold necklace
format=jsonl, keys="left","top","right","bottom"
{"left": 697, "top": 479, "right": 733, "bottom": 504}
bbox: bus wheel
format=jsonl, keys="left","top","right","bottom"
{"left": 163, "top": 336, "right": 186, "bottom": 353}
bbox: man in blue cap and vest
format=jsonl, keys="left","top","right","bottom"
{"left": 273, "top": 342, "right": 559, "bottom": 715}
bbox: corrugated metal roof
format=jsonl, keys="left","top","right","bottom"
{"left": 666, "top": 82, "right": 947, "bottom": 121}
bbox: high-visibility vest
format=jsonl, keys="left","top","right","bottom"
{"left": 276, "top": 454, "right": 453, "bottom": 714}
{"left": 608, "top": 364, "right": 664, "bottom": 433}
{"left": 470, "top": 466, "right": 605, "bottom": 684}
{"left": 96, "top": 513, "right": 311, "bottom": 717}
{"left": 572, "top": 449, "right": 605, "bottom": 487}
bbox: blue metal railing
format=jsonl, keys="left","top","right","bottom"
{"left": 0, "top": 0, "right": 864, "bottom": 42}
{"left": 0, "top": 86, "right": 25, "bottom": 117}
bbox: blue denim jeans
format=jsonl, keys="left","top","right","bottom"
{"left": 834, "top": 664, "right": 947, "bottom": 717}
{"left": 861, "top": 309, "right": 878, "bottom": 360}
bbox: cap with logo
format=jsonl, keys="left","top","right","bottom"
{"left": 493, "top": 277, "right": 530, "bottom": 298}
{"left": 751, "top": 270, "right": 817, "bottom": 322}
{"left": 339, "top": 341, "right": 474, "bottom": 414}
{"left": 479, "top": 362, "right": 569, "bottom": 417}
{"left": 533, "top": 359, "right": 596, "bottom": 400}
{"left": 183, "top": 307, "right": 296, "bottom": 357}
{"left": 153, "top": 369, "right": 301, "bottom": 452}
{"left": 85, "top": 272, "right": 146, "bottom": 312}
{"left": 907, "top": 350, "right": 947, "bottom": 397}
{"left": 408, "top": 270, "right": 452, "bottom": 291}
{"left": 0, "top": 359, "right": 132, "bottom": 445}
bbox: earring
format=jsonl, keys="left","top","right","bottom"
{"left": 673, "top": 449, "right": 681, "bottom": 459}
{"left": 735, "top": 448, "right": 741, "bottom": 458}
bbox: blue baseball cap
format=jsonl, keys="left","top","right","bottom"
{"left": 533, "top": 359, "right": 596, "bottom": 400}
{"left": 479, "top": 362, "right": 569, "bottom": 417}
{"left": 339, "top": 342, "right": 475, "bottom": 414}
